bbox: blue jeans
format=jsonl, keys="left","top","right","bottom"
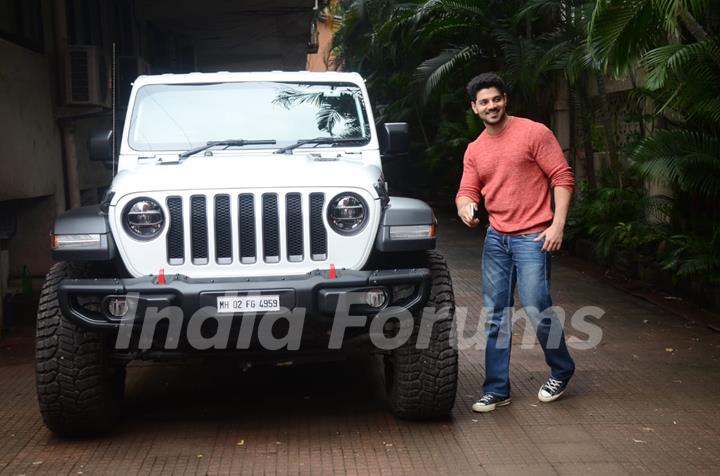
{"left": 482, "top": 227, "right": 575, "bottom": 397}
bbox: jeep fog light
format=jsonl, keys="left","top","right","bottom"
{"left": 365, "top": 288, "right": 387, "bottom": 308}
{"left": 123, "top": 198, "right": 164, "bottom": 239}
{"left": 51, "top": 234, "right": 102, "bottom": 250}
{"left": 106, "top": 296, "right": 129, "bottom": 318}
{"left": 388, "top": 224, "right": 436, "bottom": 240}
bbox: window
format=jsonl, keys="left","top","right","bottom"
{"left": 128, "top": 81, "right": 372, "bottom": 152}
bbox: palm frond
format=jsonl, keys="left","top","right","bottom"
{"left": 418, "top": 21, "right": 478, "bottom": 39}
{"left": 651, "top": 0, "right": 709, "bottom": 32}
{"left": 410, "top": 0, "right": 447, "bottom": 24}
{"left": 273, "top": 88, "right": 325, "bottom": 109}
{"left": 373, "top": 3, "right": 427, "bottom": 44}
{"left": 643, "top": 44, "right": 685, "bottom": 90}
{"left": 414, "top": 45, "right": 480, "bottom": 103}
{"left": 643, "top": 37, "right": 720, "bottom": 90}
{"left": 435, "top": 0, "right": 485, "bottom": 17}
{"left": 589, "top": 0, "right": 665, "bottom": 76}
{"left": 632, "top": 129, "right": 720, "bottom": 199}
{"left": 513, "top": 0, "right": 563, "bottom": 24}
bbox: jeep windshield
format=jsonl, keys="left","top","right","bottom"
{"left": 128, "top": 81, "right": 372, "bottom": 152}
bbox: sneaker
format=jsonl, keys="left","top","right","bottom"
{"left": 538, "top": 376, "right": 570, "bottom": 403}
{"left": 472, "top": 394, "right": 511, "bottom": 413}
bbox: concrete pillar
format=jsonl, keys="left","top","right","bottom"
{"left": 552, "top": 82, "right": 571, "bottom": 161}
{"left": 54, "top": 0, "right": 81, "bottom": 210}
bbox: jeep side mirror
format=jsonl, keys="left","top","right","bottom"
{"left": 88, "top": 129, "right": 113, "bottom": 161}
{"left": 379, "top": 122, "right": 409, "bottom": 158}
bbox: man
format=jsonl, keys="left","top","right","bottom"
{"left": 456, "top": 72, "right": 576, "bottom": 413}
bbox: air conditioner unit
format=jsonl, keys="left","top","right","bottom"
{"left": 64, "top": 45, "right": 111, "bottom": 108}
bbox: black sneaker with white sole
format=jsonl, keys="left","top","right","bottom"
{"left": 472, "top": 394, "right": 511, "bottom": 413}
{"left": 538, "top": 376, "right": 570, "bottom": 403}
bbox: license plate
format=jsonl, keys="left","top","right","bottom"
{"left": 216, "top": 295, "right": 281, "bottom": 313}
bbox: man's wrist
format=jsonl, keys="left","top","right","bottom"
{"left": 456, "top": 197, "right": 474, "bottom": 212}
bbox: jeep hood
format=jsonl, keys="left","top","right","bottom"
{"left": 109, "top": 154, "right": 382, "bottom": 201}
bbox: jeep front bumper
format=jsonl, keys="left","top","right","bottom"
{"left": 58, "top": 268, "right": 431, "bottom": 331}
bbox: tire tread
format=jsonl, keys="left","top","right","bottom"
{"left": 386, "top": 251, "right": 458, "bottom": 419}
{"left": 35, "top": 262, "right": 124, "bottom": 436}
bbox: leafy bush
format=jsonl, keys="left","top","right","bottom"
{"left": 661, "top": 226, "right": 720, "bottom": 285}
{"left": 567, "top": 176, "right": 668, "bottom": 264}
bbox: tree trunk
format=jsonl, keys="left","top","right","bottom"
{"left": 577, "top": 89, "right": 597, "bottom": 189}
{"left": 628, "top": 71, "right": 646, "bottom": 139}
{"left": 679, "top": 10, "right": 708, "bottom": 42}
{"left": 526, "top": 16, "right": 532, "bottom": 40}
{"left": 679, "top": 11, "right": 720, "bottom": 67}
{"left": 594, "top": 72, "right": 621, "bottom": 185}
{"left": 568, "top": 85, "right": 577, "bottom": 176}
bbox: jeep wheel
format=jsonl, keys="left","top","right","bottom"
{"left": 385, "top": 251, "right": 458, "bottom": 419}
{"left": 35, "top": 262, "right": 125, "bottom": 436}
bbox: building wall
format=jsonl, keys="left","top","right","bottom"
{"left": 306, "top": 17, "right": 335, "bottom": 72}
{"left": 0, "top": 37, "right": 67, "bottom": 284}
{"left": 0, "top": 2, "right": 115, "bottom": 284}
{"left": 0, "top": 195, "right": 59, "bottom": 287}
{"left": 0, "top": 38, "right": 64, "bottom": 204}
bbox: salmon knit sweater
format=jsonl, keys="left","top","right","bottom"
{"left": 456, "top": 116, "right": 575, "bottom": 235}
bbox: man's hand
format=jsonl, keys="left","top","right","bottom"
{"left": 534, "top": 223, "right": 564, "bottom": 252}
{"left": 458, "top": 201, "right": 480, "bottom": 228}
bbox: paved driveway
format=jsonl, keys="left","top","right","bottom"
{"left": 1, "top": 217, "right": 719, "bottom": 475}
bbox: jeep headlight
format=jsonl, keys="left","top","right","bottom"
{"left": 328, "top": 192, "right": 368, "bottom": 235}
{"left": 123, "top": 198, "right": 164, "bottom": 239}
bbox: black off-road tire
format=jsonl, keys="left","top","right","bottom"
{"left": 385, "top": 251, "right": 458, "bottom": 419}
{"left": 35, "top": 261, "right": 125, "bottom": 436}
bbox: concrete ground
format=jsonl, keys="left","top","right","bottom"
{"left": 1, "top": 216, "right": 719, "bottom": 475}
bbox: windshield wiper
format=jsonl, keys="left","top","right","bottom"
{"left": 179, "top": 139, "right": 277, "bottom": 158}
{"left": 273, "top": 137, "right": 368, "bottom": 154}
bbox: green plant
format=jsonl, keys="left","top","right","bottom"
{"left": 566, "top": 167, "right": 671, "bottom": 262}
{"left": 661, "top": 226, "right": 720, "bottom": 284}
{"left": 613, "top": 221, "right": 667, "bottom": 259}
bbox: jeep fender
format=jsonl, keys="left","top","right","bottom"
{"left": 52, "top": 205, "right": 117, "bottom": 261}
{"left": 374, "top": 197, "right": 436, "bottom": 252}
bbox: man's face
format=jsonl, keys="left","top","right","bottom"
{"left": 471, "top": 87, "right": 507, "bottom": 126}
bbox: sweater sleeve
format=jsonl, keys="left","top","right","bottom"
{"left": 456, "top": 145, "right": 482, "bottom": 203}
{"left": 533, "top": 125, "right": 575, "bottom": 191}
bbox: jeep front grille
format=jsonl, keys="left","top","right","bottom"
{"left": 238, "top": 193, "right": 256, "bottom": 263}
{"left": 262, "top": 193, "right": 280, "bottom": 263}
{"left": 214, "top": 195, "right": 232, "bottom": 264}
{"left": 190, "top": 195, "right": 209, "bottom": 265}
{"left": 165, "top": 192, "right": 328, "bottom": 266}
{"left": 285, "top": 193, "right": 304, "bottom": 262}
{"left": 309, "top": 192, "right": 327, "bottom": 260}
{"left": 166, "top": 197, "right": 185, "bottom": 265}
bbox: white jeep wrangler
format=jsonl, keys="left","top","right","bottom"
{"left": 36, "top": 71, "right": 457, "bottom": 436}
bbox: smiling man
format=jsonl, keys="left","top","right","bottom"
{"left": 455, "top": 72, "right": 576, "bottom": 413}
